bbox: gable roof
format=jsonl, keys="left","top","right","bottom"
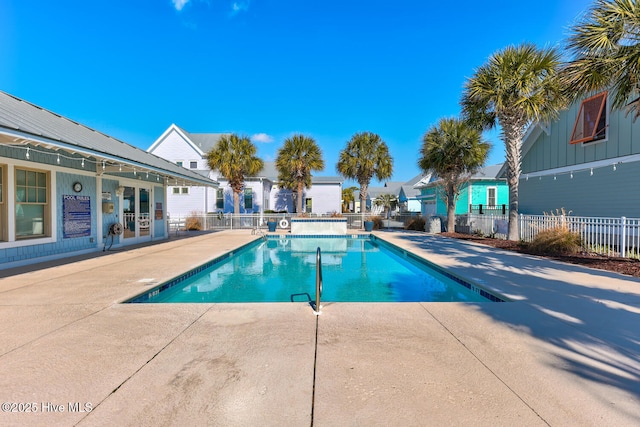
{"left": 0, "top": 91, "right": 218, "bottom": 187}
{"left": 399, "top": 173, "right": 426, "bottom": 198}
{"left": 414, "top": 164, "right": 505, "bottom": 188}
{"left": 147, "top": 123, "right": 228, "bottom": 157}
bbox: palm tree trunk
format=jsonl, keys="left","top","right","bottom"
{"left": 233, "top": 190, "right": 240, "bottom": 216}
{"left": 501, "top": 116, "right": 525, "bottom": 241}
{"left": 359, "top": 183, "right": 369, "bottom": 228}
{"left": 297, "top": 181, "right": 304, "bottom": 214}
{"left": 446, "top": 185, "right": 456, "bottom": 233}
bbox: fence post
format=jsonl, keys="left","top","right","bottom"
{"left": 519, "top": 213, "right": 523, "bottom": 241}
{"left": 621, "top": 216, "right": 626, "bottom": 258}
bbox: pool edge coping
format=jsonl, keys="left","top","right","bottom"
{"left": 123, "top": 234, "right": 509, "bottom": 304}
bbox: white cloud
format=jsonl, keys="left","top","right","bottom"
{"left": 231, "top": 1, "right": 250, "bottom": 15}
{"left": 252, "top": 133, "right": 274, "bottom": 143}
{"left": 172, "top": 0, "right": 190, "bottom": 11}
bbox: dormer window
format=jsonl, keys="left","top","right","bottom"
{"left": 570, "top": 91, "right": 607, "bottom": 144}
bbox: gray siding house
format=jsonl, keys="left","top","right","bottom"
{"left": 516, "top": 90, "right": 640, "bottom": 217}
{"left": 0, "top": 92, "right": 218, "bottom": 269}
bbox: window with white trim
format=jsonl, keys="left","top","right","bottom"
{"left": 216, "top": 189, "right": 224, "bottom": 210}
{"left": 570, "top": 91, "right": 607, "bottom": 144}
{"left": 172, "top": 187, "right": 189, "bottom": 195}
{"left": 190, "top": 161, "right": 197, "bottom": 169}
{"left": 244, "top": 188, "right": 253, "bottom": 209}
{"left": 15, "top": 167, "right": 50, "bottom": 238}
{"left": 487, "top": 187, "right": 497, "bottom": 207}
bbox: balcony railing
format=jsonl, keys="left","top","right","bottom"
{"left": 469, "top": 204, "right": 508, "bottom": 215}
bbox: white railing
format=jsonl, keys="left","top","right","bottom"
{"left": 459, "top": 213, "right": 640, "bottom": 259}
{"left": 166, "top": 213, "right": 372, "bottom": 234}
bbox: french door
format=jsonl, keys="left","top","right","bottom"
{"left": 122, "top": 186, "right": 151, "bottom": 243}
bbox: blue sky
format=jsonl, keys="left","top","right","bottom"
{"left": 1, "top": 0, "right": 593, "bottom": 185}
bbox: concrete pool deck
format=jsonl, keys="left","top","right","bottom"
{"left": 0, "top": 229, "right": 638, "bottom": 426}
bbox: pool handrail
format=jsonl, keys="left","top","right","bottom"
{"left": 314, "top": 247, "right": 323, "bottom": 315}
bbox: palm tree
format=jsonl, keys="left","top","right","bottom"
{"left": 418, "top": 117, "right": 490, "bottom": 233}
{"left": 275, "top": 134, "right": 325, "bottom": 214}
{"left": 336, "top": 132, "right": 394, "bottom": 227}
{"left": 461, "top": 43, "right": 565, "bottom": 240}
{"left": 206, "top": 134, "right": 264, "bottom": 215}
{"left": 562, "top": 0, "right": 640, "bottom": 120}
{"left": 373, "top": 193, "right": 398, "bottom": 228}
{"left": 342, "top": 186, "right": 358, "bottom": 213}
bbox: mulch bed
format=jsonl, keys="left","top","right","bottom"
{"left": 440, "top": 232, "right": 640, "bottom": 278}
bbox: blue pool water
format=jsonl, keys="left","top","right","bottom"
{"left": 127, "top": 236, "right": 503, "bottom": 303}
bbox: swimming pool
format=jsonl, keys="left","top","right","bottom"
{"left": 126, "top": 235, "right": 504, "bottom": 303}
{"left": 126, "top": 235, "right": 505, "bottom": 303}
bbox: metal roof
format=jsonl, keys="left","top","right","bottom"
{"left": 0, "top": 91, "right": 219, "bottom": 187}
{"left": 213, "top": 161, "right": 342, "bottom": 184}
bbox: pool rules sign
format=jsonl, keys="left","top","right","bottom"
{"left": 63, "top": 195, "right": 91, "bottom": 238}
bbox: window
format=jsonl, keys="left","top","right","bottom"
{"left": 570, "top": 91, "right": 607, "bottom": 144}
{"left": 176, "top": 161, "right": 183, "bottom": 167}
{"left": 487, "top": 187, "right": 497, "bottom": 207}
{"left": 190, "top": 161, "right": 198, "bottom": 169}
{"left": 305, "top": 198, "right": 312, "bottom": 213}
{"left": 216, "top": 189, "right": 224, "bottom": 209}
{"left": 172, "top": 187, "right": 189, "bottom": 195}
{"left": 244, "top": 188, "right": 253, "bottom": 209}
{"left": 15, "top": 167, "right": 49, "bottom": 238}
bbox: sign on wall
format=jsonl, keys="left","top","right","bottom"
{"left": 63, "top": 195, "right": 91, "bottom": 238}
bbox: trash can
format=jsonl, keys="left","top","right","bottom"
{"left": 425, "top": 216, "right": 441, "bottom": 234}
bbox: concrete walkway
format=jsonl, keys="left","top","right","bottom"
{"left": 0, "top": 230, "right": 638, "bottom": 426}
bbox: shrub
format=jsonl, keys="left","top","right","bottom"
{"left": 404, "top": 217, "right": 425, "bottom": 231}
{"left": 184, "top": 212, "right": 203, "bottom": 231}
{"left": 369, "top": 216, "right": 385, "bottom": 230}
{"left": 526, "top": 228, "right": 582, "bottom": 256}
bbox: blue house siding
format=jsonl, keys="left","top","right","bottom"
{"left": 520, "top": 92, "right": 640, "bottom": 217}
{"left": 419, "top": 179, "right": 508, "bottom": 216}
{"left": 520, "top": 162, "right": 640, "bottom": 217}
{"left": 522, "top": 105, "right": 640, "bottom": 174}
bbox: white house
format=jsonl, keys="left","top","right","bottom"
{"left": 148, "top": 124, "right": 343, "bottom": 218}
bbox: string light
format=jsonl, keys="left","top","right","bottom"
{"left": 9, "top": 144, "right": 220, "bottom": 187}
{"left": 522, "top": 162, "right": 622, "bottom": 181}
